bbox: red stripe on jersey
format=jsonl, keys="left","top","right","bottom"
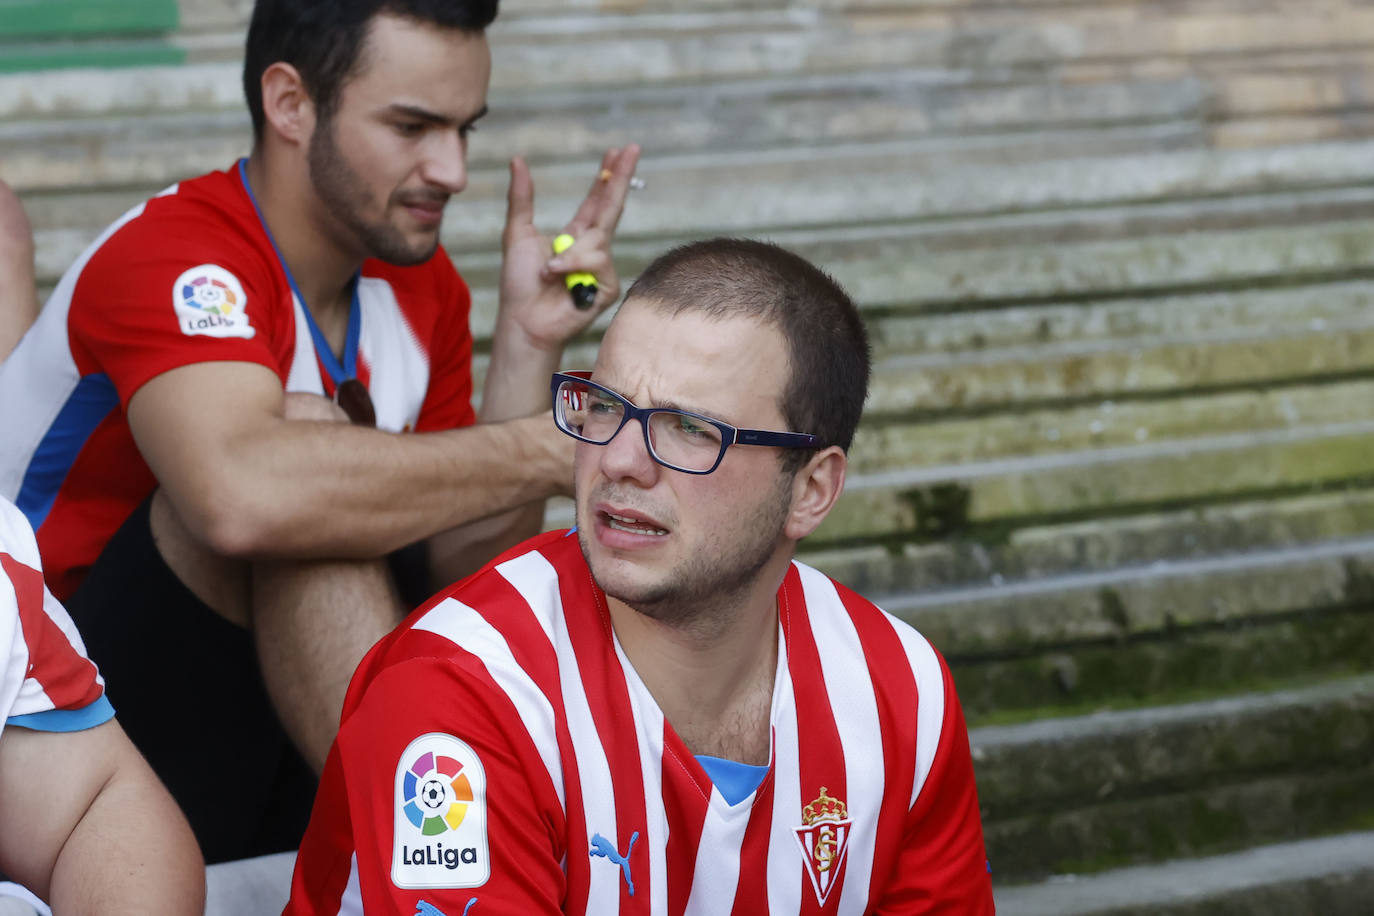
{"left": 552, "top": 552, "right": 655, "bottom": 915}
{"left": 288, "top": 741, "right": 358, "bottom": 912}
{"left": 458, "top": 565, "right": 593, "bottom": 913}
{"left": 838, "top": 589, "right": 920, "bottom": 908}
{"left": 661, "top": 731, "right": 711, "bottom": 916}
{"left": 778, "top": 566, "right": 850, "bottom": 915}
{"left": 0, "top": 552, "right": 102, "bottom": 710}
{"left": 729, "top": 760, "right": 777, "bottom": 916}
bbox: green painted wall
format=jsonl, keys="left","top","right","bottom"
{"left": 0, "top": 0, "right": 184, "bottom": 71}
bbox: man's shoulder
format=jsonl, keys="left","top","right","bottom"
{"left": 391, "top": 530, "right": 583, "bottom": 654}
{"left": 788, "top": 558, "right": 948, "bottom": 683}
{"left": 75, "top": 166, "right": 267, "bottom": 285}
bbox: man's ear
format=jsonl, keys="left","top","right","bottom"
{"left": 783, "top": 446, "right": 847, "bottom": 542}
{"left": 259, "top": 61, "right": 317, "bottom": 148}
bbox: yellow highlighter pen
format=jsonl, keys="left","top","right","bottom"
{"left": 552, "top": 233, "right": 597, "bottom": 310}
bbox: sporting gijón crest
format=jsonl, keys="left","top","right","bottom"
{"left": 793, "top": 787, "right": 851, "bottom": 905}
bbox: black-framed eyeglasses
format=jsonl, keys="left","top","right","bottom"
{"left": 551, "top": 371, "right": 818, "bottom": 475}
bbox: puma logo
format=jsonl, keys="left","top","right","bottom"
{"left": 589, "top": 831, "right": 640, "bottom": 896}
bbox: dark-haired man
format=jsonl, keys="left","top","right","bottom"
{"left": 0, "top": 0, "right": 638, "bottom": 862}
{"left": 286, "top": 239, "right": 994, "bottom": 914}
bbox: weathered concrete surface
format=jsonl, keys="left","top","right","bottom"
{"left": 887, "top": 536, "right": 1374, "bottom": 654}
{"left": 971, "top": 675, "right": 1374, "bottom": 813}
{"left": 971, "top": 677, "right": 1374, "bottom": 877}
{"left": 820, "top": 421, "right": 1374, "bottom": 542}
{"left": 803, "top": 489, "right": 1374, "bottom": 595}
{"left": 954, "top": 606, "right": 1374, "bottom": 720}
{"left": 0, "top": 72, "right": 1210, "bottom": 191}
{"left": 994, "top": 831, "right": 1374, "bottom": 916}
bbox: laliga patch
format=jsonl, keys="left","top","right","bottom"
{"left": 172, "top": 264, "right": 255, "bottom": 339}
{"left": 392, "top": 733, "right": 490, "bottom": 889}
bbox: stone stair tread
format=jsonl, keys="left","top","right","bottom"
{"left": 29, "top": 166, "right": 1374, "bottom": 321}
{"left": 802, "top": 487, "right": 1374, "bottom": 596}
{"left": 970, "top": 672, "right": 1374, "bottom": 751}
{"left": 0, "top": 71, "right": 1212, "bottom": 190}
{"left": 817, "top": 419, "right": 1374, "bottom": 541}
{"left": 886, "top": 534, "right": 1374, "bottom": 653}
{"left": 993, "top": 830, "right": 1374, "bottom": 915}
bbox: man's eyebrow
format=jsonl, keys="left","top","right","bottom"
{"left": 385, "top": 103, "right": 489, "bottom": 128}
{"left": 653, "top": 397, "right": 737, "bottom": 426}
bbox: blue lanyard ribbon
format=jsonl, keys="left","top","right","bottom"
{"left": 236, "top": 158, "right": 361, "bottom": 388}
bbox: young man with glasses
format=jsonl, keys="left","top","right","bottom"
{"left": 0, "top": 0, "right": 638, "bottom": 863}
{"left": 285, "top": 238, "right": 994, "bottom": 914}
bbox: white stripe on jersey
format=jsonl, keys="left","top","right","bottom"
{"left": 336, "top": 853, "right": 363, "bottom": 916}
{"left": 284, "top": 292, "right": 325, "bottom": 397}
{"left": 796, "top": 563, "right": 884, "bottom": 916}
{"left": 496, "top": 552, "right": 622, "bottom": 915}
{"left": 0, "top": 536, "right": 28, "bottom": 742}
{"left": 612, "top": 639, "right": 670, "bottom": 916}
{"left": 0, "top": 499, "right": 103, "bottom": 723}
{"left": 0, "top": 200, "right": 150, "bottom": 499}
{"left": 413, "top": 597, "right": 566, "bottom": 810}
{"left": 412, "top": 601, "right": 563, "bottom": 807}
{"left": 356, "top": 277, "right": 429, "bottom": 433}
{"left": 887, "top": 615, "right": 946, "bottom": 808}
{"left": 766, "top": 635, "right": 804, "bottom": 916}
{"left": 682, "top": 780, "right": 751, "bottom": 915}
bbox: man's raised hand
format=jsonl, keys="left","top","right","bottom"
{"left": 497, "top": 145, "right": 642, "bottom": 354}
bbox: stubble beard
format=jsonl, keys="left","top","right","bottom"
{"left": 307, "top": 116, "right": 442, "bottom": 267}
{"left": 579, "top": 472, "right": 794, "bottom": 637}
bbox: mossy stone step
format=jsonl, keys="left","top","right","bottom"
{"left": 956, "top": 606, "right": 1374, "bottom": 722}
{"left": 820, "top": 421, "right": 1374, "bottom": 542}
{"left": 804, "top": 488, "right": 1374, "bottom": 597}
{"left": 888, "top": 537, "right": 1374, "bottom": 658}
{"left": 994, "top": 830, "right": 1374, "bottom": 916}
{"left": 971, "top": 675, "right": 1374, "bottom": 878}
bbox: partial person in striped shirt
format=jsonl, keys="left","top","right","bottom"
{"left": 285, "top": 238, "right": 995, "bottom": 915}
{"left": 0, "top": 496, "right": 204, "bottom": 914}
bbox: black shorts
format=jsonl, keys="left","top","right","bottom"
{"left": 65, "top": 497, "right": 316, "bottom": 864}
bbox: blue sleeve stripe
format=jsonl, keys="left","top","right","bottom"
{"left": 15, "top": 373, "right": 120, "bottom": 531}
{"left": 8, "top": 695, "right": 115, "bottom": 732}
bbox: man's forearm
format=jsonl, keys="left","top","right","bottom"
{"left": 151, "top": 411, "right": 568, "bottom": 560}
{"left": 479, "top": 321, "right": 565, "bottom": 423}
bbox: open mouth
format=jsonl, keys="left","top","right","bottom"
{"left": 602, "top": 511, "right": 668, "bottom": 537}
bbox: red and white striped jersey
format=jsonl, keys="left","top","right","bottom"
{"left": 0, "top": 163, "right": 476, "bottom": 600}
{"left": 286, "top": 530, "right": 993, "bottom": 916}
{"left": 0, "top": 497, "right": 112, "bottom": 736}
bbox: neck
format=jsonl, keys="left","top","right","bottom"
{"left": 606, "top": 554, "right": 791, "bottom": 765}
{"left": 243, "top": 151, "right": 359, "bottom": 327}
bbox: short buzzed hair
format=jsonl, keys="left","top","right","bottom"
{"left": 623, "top": 238, "right": 871, "bottom": 472}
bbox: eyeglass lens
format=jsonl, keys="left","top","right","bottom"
{"left": 336, "top": 378, "right": 377, "bottom": 428}
{"left": 556, "top": 379, "right": 724, "bottom": 472}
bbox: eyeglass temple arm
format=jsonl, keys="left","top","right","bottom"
{"left": 734, "top": 429, "right": 818, "bottom": 449}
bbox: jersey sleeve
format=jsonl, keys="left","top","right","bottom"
{"left": 0, "top": 501, "right": 112, "bottom": 733}
{"left": 67, "top": 208, "right": 284, "bottom": 408}
{"left": 289, "top": 655, "right": 564, "bottom": 915}
{"left": 872, "top": 655, "right": 994, "bottom": 915}
{"left": 412, "top": 254, "right": 477, "bottom": 433}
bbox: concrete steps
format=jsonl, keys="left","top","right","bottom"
{"left": 995, "top": 831, "right": 1374, "bottom": 915}
{"left": 7, "top": 0, "right": 1374, "bottom": 906}
{"left": 972, "top": 675, "right": 1374, "bottom": 880}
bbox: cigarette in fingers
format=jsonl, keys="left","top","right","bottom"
{"left": 598, "top": 168, "right": 647, "bottom": 191}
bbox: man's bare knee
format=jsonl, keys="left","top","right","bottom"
{"left": 148, "top": 489, "right": 251, "bottom": 627}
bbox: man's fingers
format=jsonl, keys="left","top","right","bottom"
{"left": 590, "top": 143, "right": 642, "bottom": 235}
{"left": 503, "top": 156, "right": 535, "bottom": 243}
{"left": 564, "top": 148, "right": 619, "bottom": 237}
